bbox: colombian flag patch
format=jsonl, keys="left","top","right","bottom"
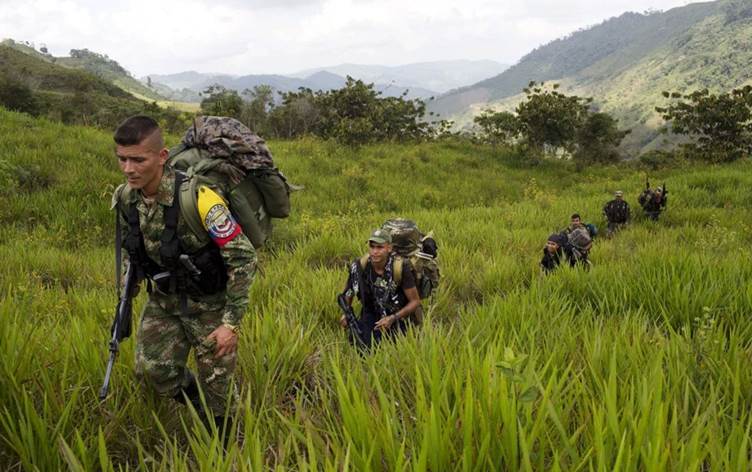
{"left": 205, "top": 204, "right": 241, "bottom": 246}
{"left": 197, "top": 185, "right": 241, "bottom": 247}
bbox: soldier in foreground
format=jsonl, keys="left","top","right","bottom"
{"left": 540, "top": 233, "right": 568, "bottom": 274}
{"left": 339, "top": 229, "right": 421, "bottom": 348}
{"left": 111, "top": 115, "right": 256, "bottom": 441}
{"left": 603, "top": 190, "right": 630, "bottom": 237}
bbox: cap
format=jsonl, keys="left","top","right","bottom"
{"left": 615, "top": 190, "right": 623, "bottom": 197}
{"left": 368, "top": 229, "right": 392, "bottom": 245}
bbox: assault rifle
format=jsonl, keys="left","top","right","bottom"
{"left": 99, "top": 262, "right": 137, "bottom": 400}
{"left": 337, "top": 293, "right": 367, "bottom": 349}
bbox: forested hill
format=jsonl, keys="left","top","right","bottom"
{"left": 0, "top": 45, "right": 189, "bottom": 130}
{"left": 430, "top": 0, "right": 752, "bottom": 151}
{"left": 0, "top": 39, "right": 165, "bottom": 102}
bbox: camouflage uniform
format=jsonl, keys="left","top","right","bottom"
{"left": 114, "top": 166, "right": 256, "bottom": 415}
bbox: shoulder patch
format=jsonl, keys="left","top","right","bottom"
{"left": 197, "top": 185, "right": 241, "bottom": 246}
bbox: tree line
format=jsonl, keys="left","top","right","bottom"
{"left": 1, "top": 64, "right": 750, "bottom": 164}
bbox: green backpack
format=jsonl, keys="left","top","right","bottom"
{"left": 168, "top": 116, "right": 293, "bottom": 248}
{"left": 380, "top": 218, "right": 441, "bottom": 300}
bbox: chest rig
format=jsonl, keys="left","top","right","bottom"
{"left": 119, "top": 172, "right": 228, "bottom": 307}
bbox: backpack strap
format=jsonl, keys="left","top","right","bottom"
{"left": 393, "top": 256, "right": 403, "bottom": 285}
{"left": 178, "top": 176, "right": 212, "bottom": 246}
{"left": 359, "top": 254, "right": 404, "bottom": 284}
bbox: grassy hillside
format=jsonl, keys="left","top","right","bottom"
{"left": 1, "top": 107, "right": 751, "bottom": 470}
{"left": 431, "top": 0, "right": 752, "bottom": 152}
{"left": 0, "top": 45, "right": 194, "bottom": 132}
{"left": 1, "top": 39, "right": 166, "bottom": 102}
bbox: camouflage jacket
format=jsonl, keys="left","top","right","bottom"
{"left": 113, "top": 166, "right": 256, "bottom": 325}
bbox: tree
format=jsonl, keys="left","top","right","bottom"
{"left": 656, "top": 86, "right": 752, "bottom": 162}
{"left": 200, "top": 84, "right": 243, "bottom": 117}
{"left": 516, "top": 81, "right": 591, "bottom": 153}
{"left": 0, "top": 76, "right": 37, "bottom": 115}
{"left": 574, "top": 112, "right": 630, "bottom": 164}
{"left": 240, "top": 85, "right": 275, "bottom": 135}
{"left": 724, "top": 0, "right": 752, "bottom": 24}
{"left": 473, "top": 109, "right": 520, "bottom": 146}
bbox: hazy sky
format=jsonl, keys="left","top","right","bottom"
{"left": 0, "top": 0, "right": 696, "bottom": 77}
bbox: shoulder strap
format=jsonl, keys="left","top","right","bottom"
{"left": 178, "top": 176, "right": 211, "bottom": 245}
{"left": 159, "top": 172, "right": 184, "bottom": 272}
{"left": 393, "top": 256, "right": 403, "bottom": 284}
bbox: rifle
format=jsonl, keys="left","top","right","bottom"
{"left": 662, "top": 182, "right": 668, "bottom": 195}
{"left": 337, "top": 293, "right": 367, "bottom": 349}
{"left": 99, "top": 262, "right": 137, "bottom": 400}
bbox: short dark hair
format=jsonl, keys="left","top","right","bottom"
{"left": 113, "top": 115, "right": 160, "bottom": 146}
{"left": 571, "top": 213, "right": 581, "bottom": 220}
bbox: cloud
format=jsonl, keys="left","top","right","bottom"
{"left": 0, "top": 0, "right": 694, "bottom": 76}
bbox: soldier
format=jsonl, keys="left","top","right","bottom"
{"left": 339, "top": 229, "right": 421, "bottom": 348}
{"left": 540, "top": 233, "right": 568, "bottom": 274}
{"left": 566, "top": 213, "right": 598, "bottom": 239}
{"left": 111, "top": 115, "right": 256, "bottom": 441}
{"left": 641, "top": 186, "right": 668, "bottom": 221}
{"left": 603, "top": 190, "right": 630, "bottom": 237}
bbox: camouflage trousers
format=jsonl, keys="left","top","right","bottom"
{"left": 135, "top": 292, "right": 238, "bottom": 416}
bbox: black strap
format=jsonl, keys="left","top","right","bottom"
{"left": 115, "top": 202, "right": 122, "bottom": 297}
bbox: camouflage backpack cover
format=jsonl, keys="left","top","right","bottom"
{"left": 380, "top": 218, "right": 441, "bottom": 300}
{"left": 567, "top": 226, "right": 592, "bottom": 251}
{"left": 168, "top": 116, "right": 293, "bottom": 249}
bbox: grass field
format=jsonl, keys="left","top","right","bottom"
{"left": 1, "top": 107, "right": 751, "bottom": 470}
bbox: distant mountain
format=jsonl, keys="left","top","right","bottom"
{"left": 430, "top": 0, "right": 752, "bottom": 151}
{"left": 292, "top": 60, "right": 510, "bottom": 94}
{"left": 1, "top": 39, "right": 167, "bottom": 102}
{"left": 146, "top": 70, "right": 438, "bottom": 101}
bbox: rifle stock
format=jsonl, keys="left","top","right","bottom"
{"left": 99, "top": 263, "right": 136, "bottom": 401}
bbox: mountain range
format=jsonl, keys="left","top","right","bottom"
{"left": 146, "top": 59, "right": 508, "bottom": 102}
{"left": 429, "top": 0, "right": 752, "bottom": 152}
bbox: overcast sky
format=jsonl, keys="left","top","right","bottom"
{"left": 0, "top": 0, "right": 697, "bottom": 77}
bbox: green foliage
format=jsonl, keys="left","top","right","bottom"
{"left": 516, "top": 81, "right": 592, "bottom": 152}
{"left": 657, "top": 85, "right": 752, "bottom": 162}
{"left": 574, "top": 112, "right": 630, "bottom": 164}
{"left": 2, "top": 108, "right": 752, "bottom": 469}
{"left": 200, "top": 84, "right": 244, "bottom": 117}
{"left": 0, "top": 75, "right": 37, "bottom": 115}
{"left": 0, "top": 45, "right": 193, "bottom": 133}
{"left": 199, "top": 77, "right": 450, "bottom": 145}
{"left": 434, "top": 1, "right": 751, "bottom": 153}
{"left": 723, "top": 0, "right": 752, "bottom": 24}
{"left": 473, "top": 109, "right": 520, "bottom": 146}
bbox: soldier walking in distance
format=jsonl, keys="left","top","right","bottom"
{"left": 603, "top": 190, "right": 630, "bottom": 237}
{"left": 111, "top": 115, "right": 256, "bottom": 442}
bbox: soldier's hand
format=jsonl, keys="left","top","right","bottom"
{"left": 339, "top": 315, "right": 348, "bottom": 328}
{"left": 207, "top": 325, "right": 238, "bottom": 358}
{"left": 375, "top": 314, "right": 397, "bottom": 331}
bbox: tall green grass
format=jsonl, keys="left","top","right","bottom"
{"left": 1, "top": 107, "right": 751, "bottom": 470}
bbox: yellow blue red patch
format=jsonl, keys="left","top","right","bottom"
{"left": 198, "top": 186, "right": 242, "bottom": 246}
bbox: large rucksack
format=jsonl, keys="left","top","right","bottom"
{"left": 380, "top": 218, "right": 441, "bottom": 300}
{"left": 168, "top": 116, "right": 293, "bottom": 249}
{"left": 567, "top": 226, "right": 592, "bottom": 252}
